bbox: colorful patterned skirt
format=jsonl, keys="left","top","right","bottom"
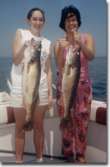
{"left": 56, "top": 71, "right": 92, "bottom": 158}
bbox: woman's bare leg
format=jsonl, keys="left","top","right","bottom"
{"left": 14, "top": 107, "right": 26, "bottom": 163}
{"left": 33, "top": 105, "right": 47, "bottom": 159}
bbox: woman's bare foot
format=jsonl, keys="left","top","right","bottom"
{"left": 76, "top": 155, "right": 86, "bottom": 163}
{"left": 16, "top": 160, "right": 23, "bottom": 164}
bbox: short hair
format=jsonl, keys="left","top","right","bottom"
{"left": 27, "top": 7, "right": 45, "bottom": 22}
{"left": 59, "top": 5, "right": 81, "bottom": 31}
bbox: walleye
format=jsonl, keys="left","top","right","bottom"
{"left": 23, "top": 38, "right": 41, "bottom": 130}
{"left": 62, "top": 46, "right": 80, "bottom": 118}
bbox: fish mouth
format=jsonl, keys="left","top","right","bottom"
{"left": 31, "top": 38, "right": 41, "bottom": 47}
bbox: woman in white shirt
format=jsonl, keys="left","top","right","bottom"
{"left": 11, "top": 7, "right": 52, "bottom": 163}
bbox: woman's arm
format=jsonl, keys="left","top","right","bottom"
{"left": 74, "top": 32, "right": 95, "bottom": 60}
{"left": 80, "top": 33, "right": 95, "bottom": 60}
{"left": 12, "top": 29, "right": 26, "bottom": 65}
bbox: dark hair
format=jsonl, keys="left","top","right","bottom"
{"left": 59, "top": 5, "right": 81, "bottom": 31}
{"left": 27, "top": 7, "right": 45, "bottom": 22}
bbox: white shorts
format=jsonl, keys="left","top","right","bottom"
{"left": 10, "top": 65, "right": 49, "bottom": 108}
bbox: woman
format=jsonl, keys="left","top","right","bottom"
{"left": 10, "top": 7, "right": 52, "bottom": 163}
{"left": 54, "top": 5, "right": 95, "bottom": 163}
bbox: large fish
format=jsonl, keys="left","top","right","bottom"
{"left": 62, "top": 46, "right": 80, "bottom": 118}
{"left": 22, "top": 38, "right": 41, "bottom": 130}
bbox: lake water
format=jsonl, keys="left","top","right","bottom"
{"left": 0, "top": 56, "right": 107, "bottom": 101}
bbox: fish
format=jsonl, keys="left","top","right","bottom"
{"left": 61, "top": 46, "right": 80, "bottom": 118}
{"left": 22, "top": 38, "right": 41, "bottom": 130}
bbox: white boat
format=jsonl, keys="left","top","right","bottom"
{"left": 0, "top": 81, "right": 107, "bottom": 164}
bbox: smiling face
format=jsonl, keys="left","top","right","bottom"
{"left": 28, "top": 10, "right": 45, "bottom": 32}
{"left": 65, "top": 13, "right": 79, "bottom": 33}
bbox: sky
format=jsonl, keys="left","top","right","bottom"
{"left": 0, "top": 0, "right": 107, "bottom": 57}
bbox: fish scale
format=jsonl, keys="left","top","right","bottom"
{"left": 62, "top": 46, "right": 80, "bottom": 118}
{"left": 22, "top": 39, "right": 42, "bottom": 130}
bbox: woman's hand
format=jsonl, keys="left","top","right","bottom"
{"left": 56, "top": 38, "right": 69, "bottom": 50}
{"left": 74, "top": 31, "right": 81, "bottom": 45}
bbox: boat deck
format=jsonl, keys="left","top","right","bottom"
{"left": 0, "top": 152, "right": 67, "bottom": 165}
{"left": 0, "top": 96, "right": 107, "bottom": 165}
{"left": 0, "top": 144, "right": 107, "bottom": 165}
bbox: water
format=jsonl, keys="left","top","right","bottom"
{"left": 89, "top": 57, "right": 107, "bottom": 101}
{"left": 0, "top": 56, "right": 107, "bottom": 101}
